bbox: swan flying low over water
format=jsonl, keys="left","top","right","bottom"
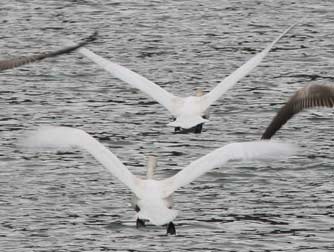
{"left": 262, "top": 84, "right": 334, "bottom": 139}
{"left": 24, "top": 126, "right": 297, "bottom": 234}
{"left": 0, "top": 32, "right": 97, "bottom": 72}
{"left": 77, "top": 24, "right": 296, "bottom": 133}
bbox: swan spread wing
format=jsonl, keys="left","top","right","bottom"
{"left": 78, "top": 47, "right": 180, "bottom": 115}
{"left": 162, "top": 141, "right": 297, "bottom": 196}
{"left": 0, "top": 32, "right": 97, "bottom": 72}
{"left": 24, "top": 126, "right": 141, "bottom": 195}
{"left": 201, "top": 23, "right": 296, "bottom": 109}
{"left": 262, "top": 84, "right": 334, "bottom": 139}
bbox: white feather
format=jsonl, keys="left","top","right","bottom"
{"left": 24, "top": 126, "right": 141, "bottom": 196}
{"left": 167, "top": 115, "right": 208, "bottom": 129}
{"left": 77, "top": 24, "right": 296, "bottom": 130}
{"left": 162, "top": 141, "right": 297, "bottom": 196}
{"left": 78, "top": 47, "right": 181, "bottom": 115}
{"left": 24, "top": 126, "right": 297, "bottom": 226}
{"left": 201, "top": 23, "right": 297, "bottom": 109}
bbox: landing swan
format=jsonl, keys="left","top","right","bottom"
{"left": 77, "top": 24, "right": 296, "bottom": 133}
{"left": 0, "top": 32, "right": 97, "bottom": 72}
{"left": 24, "top": 126, "right": 296, "bottom": 234}
{"left": 262, "top": 84, "right": 334, "bottom": 139}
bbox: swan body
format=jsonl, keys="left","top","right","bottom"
{"left": 262, "top": 84, "right": 334, "bottom": 139}
{"left": 24, "top": 126, "right": 297, "bottom": 233}
{"left": 135, "top": 179, "right": 177, "bottom": 226}
{"left": 77, "top": 24, "right": 296, "bottom": 132}
{"left": 167, "top": 95, "right": 209, "bottom": 128}
{"left": 0, "top": 32, "right": 97, "bottom": 72}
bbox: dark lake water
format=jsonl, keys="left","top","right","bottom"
{"left": 1, "top": 0, "right": 333, "bottom": 251}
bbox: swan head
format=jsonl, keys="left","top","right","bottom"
{"left": 195, "top": 88, "right": 204, "bottom": 97}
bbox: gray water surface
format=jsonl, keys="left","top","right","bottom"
{"left": 1, "top": 0, "right": 334, "bottom": 251}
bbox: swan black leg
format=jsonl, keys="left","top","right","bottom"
{"left": 194, "top": 123, "right": 203, "bottom": 133}
{"left": 135, "top": 205, "right": 145, "bottom": 228}
{"left": 136, "top": 218, "right": 146, "bottom": 228}
{"left": 166, "top": 222, "right": 176, "bottom": 235}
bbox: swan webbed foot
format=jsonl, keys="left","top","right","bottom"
{"left": 136, "top": 218, "right": 146, "bottom": 228}
{"left": 135, "top": 205, "right": 145, "bottom": 228}
{"left": 174, "top": 123, "right": 203, "bottom": 134}
{"left": 194, "top": 123, "right": 203, "bottom": 133}
{"left": 166, "top": 221, "right": 176, "bottom": 235}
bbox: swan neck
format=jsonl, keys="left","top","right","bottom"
{"left": 146, "top": 155, "right": 157, "bottom": 179}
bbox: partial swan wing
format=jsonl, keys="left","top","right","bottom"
{"left": 262, "top": 84, "right": 334, "bottom": 139}
{"left": 24, "top": 126, "right": 141, "bottom": 195}
{"left": 201, "top": 24, "right": 296, "bottom": 109}
{"left": 78, "top": 47, "right": 180, "bottom": 115}
{"left": 0, "top": 32, "right": 97, "bottom": 72}
{"left": 162, "top": 141, "right": 296, "bottom": 196}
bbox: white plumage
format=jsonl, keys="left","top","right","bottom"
{"left": 24, "top": 126, "right": 297, "bottom": 230}
{"left": 77, "top": 24, "right": 296, "bottom": 131}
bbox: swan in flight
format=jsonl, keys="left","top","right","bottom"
{"left": 0, "top": 32, "right": 97, "bottom": 72}
{"left": 24, "top": 126, "right": 296, "bottom": 234}
{"left": 262, "top": 84, "right": 334, "bottom": 139}
{"left": 77, "top": 24, "right": 296, "bottom": 133}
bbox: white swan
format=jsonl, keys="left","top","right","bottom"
{"left": 0, "top": 32, "right": 97, "bottom": 72}
{"left": 24, "top": 126, "right": 297, "bottom": 234}
{"left": 77, "top": 24, "right": 296, "bottom": 133}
